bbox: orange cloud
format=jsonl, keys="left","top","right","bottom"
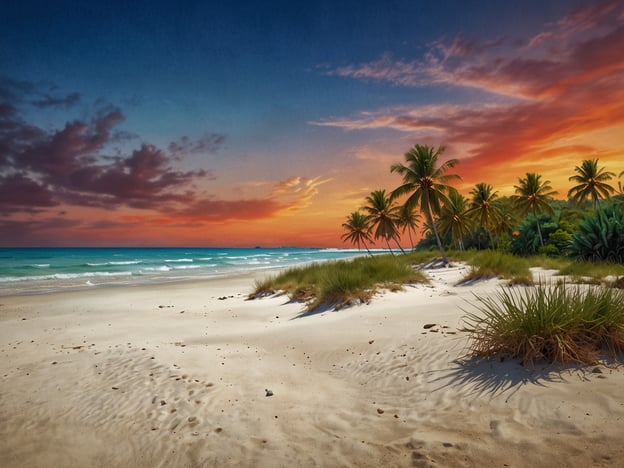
{"left": 319, "top": 0, "right": 624, "bottom": 194}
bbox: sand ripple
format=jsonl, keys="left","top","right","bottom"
{"left": 2, "top": 270, "right": 624, "bottom": 467}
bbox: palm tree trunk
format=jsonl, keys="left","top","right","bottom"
{"left": 426, "top": 205, "right": 448, "bottom": 265}
{"left": 394, "top": 238, "right": 407, "bottom": 255}
{"left": 487, "top": 230, "right": 495, "bottom": 250}
{"left": 385, "top": 238, "right": 395, "bottom": 255}
{"left": 407, "top": 228, "right": 415, "bottom": 251}
{"left": 534, "top": 209, "right": 544, "bottom": 247}
{"left": 362, "top": 240, "right": 373, "bottom": 256}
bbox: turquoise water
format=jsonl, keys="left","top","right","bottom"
{"left": 0, "top": 247, "right": 370, "bottom": 295}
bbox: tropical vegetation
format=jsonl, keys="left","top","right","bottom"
{"left": 569, "top": 204, "right": 624, "bottom": 263}
{"left": 390, "top": 144, "right": 460, "bottom": 264}
{"left": 568, "top": 159, "right": 616, "bottom": 208}
{"left": 468, "top": 182, "right": 502, "bottom": 248}
{"left": 362, "top": 189, "right": 404, "bottom": 253}
{"left": 512, "top": 173, "right": 557, "bottom": 247}
{"left": 437, "top": 190, "right": 471, "bottom": 251}
{"left": 341, "top": 211, "right": 373, "bottom": 255}
{"left": 338, "top": 152, "right": 622, "bottom": 267}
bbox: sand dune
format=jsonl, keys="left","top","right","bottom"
{"left": 1, "top": 267, "right": 623, "bottom": 467}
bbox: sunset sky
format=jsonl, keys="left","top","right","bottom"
{"left": 1, "top": 0, "right": 623, "bottom": 247}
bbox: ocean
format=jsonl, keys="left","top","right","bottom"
{"left": 0, "top": 247, "right": 370, "bottom": 296}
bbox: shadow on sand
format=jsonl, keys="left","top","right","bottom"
{"left": 429, "top": 356, "right": 578, "bottom": 401}
{"left": 291, "top": 300, "right": 361, "bottom": 319}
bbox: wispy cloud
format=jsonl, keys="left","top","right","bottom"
{"left": 171, "top": 176, "right": 332, "bottom": 222}
{"left": 168, "top": 133, "right": 226, "bottom": 157}
{"left": 272, "top": 176, "right": 332, "bottom": 212}
{"left": 31, "top": 92, "right": 80, "bottom": 109}
{"left": 95, "top": 175, "right": 332, "bottom": 230}
{"left": 325, "top": 1, "right": 624, "bottom": 100}
{"left": 318, "top": 0, "right": 624, "bottom": 187}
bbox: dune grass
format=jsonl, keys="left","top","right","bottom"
{"left": 448, "top": 251, "right": 623, "bottom": 286}
{"left": 557, "top": 261, "right": 624, "bottom": 285}
{"left": 250, "top": 254, "right": 427, "bottom": 311}
{"left": 511, "top": 255, "right": 624, "bottom": 286}
{"left": 462, "top": 283, "right": 624, "bottom": 365}
{"left": 450, "top": 250, "right": 533, "bottom": 285}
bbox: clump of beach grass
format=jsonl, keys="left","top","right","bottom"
{"left": 462, "top": 283, "right": 624, "bottom": 366}
{"left": 250, "top": 254, "right": 427, "bottom": 311}
{"left": 557, "top": 261, "right": 624, "bottom": 286}
{"left": 251, "top": 263, "right": 324, "bottom": 301}
{"left": 456, "top": 250, "right": 533, "bottom": 285}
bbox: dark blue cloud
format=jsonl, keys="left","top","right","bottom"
{"left": 0, "top": 79, "right": 217, "bottom": 213}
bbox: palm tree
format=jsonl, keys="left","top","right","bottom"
{"left": 438, "top": 190, "right": 472, "bottom": 251}
{"left": 567, "top": 159, "right": 615, "bottom": 208}
{"left": 467, "top": 182, "right": 503, "bottom": 248}
{"left": 397, "top": 204, "right": 420, "bottom": 251}
{"left": 341, "top": 211, "right": 373, "bottom": 255}
{"left": 618, "top": 170, "right": 624, "bottom": 195}
{"left": 491, "top": 197, "right": 517, "bottom": 249}
{"left": 513, "top": 173, "right": 557, "bottom": 247}
{"left": 391, "top": 144, "right": 460, "bottom": 265}
{"left": 362, "top": 189, "right": 403, "bottom": 254}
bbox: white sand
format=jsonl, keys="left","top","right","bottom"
{"left": 1, "top": 266, "right": 623, "bottom": 467}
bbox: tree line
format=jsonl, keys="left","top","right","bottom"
{"left": 341, "top": 144, "right": 624, "bottom": 264}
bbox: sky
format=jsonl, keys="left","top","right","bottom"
{"left": 1, "top": 0, "right": 623, "bottom": 247}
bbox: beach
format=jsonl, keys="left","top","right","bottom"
{"left": 1, "top": 266, "right": 623, "bottom": 467}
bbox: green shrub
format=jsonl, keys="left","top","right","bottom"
{"left": 538, "top": 244, "right": 559, "bottom": 257}
{"left": 569, "top": 204, "right": 624, "bottom": 263}
{"left": 462, "top": 283, "right": 624, "bottom": 365}
{"left": 511, "top": 214, "right": 557, "bottom": 256}
{"left": 547, "top": 228, "right": 573, "bottom": 254}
